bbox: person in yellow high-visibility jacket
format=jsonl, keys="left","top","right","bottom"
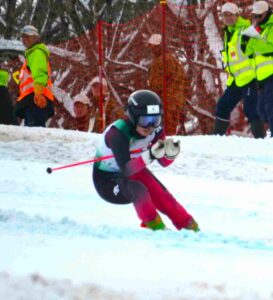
{"left": 15, "top": 25, "right": 54, "bottom": 127}
{"left": 243, "top": 1, "right": 273, "bottom": 137}
{"left": 213, "top": 3, "right": 264, "bottom": 138}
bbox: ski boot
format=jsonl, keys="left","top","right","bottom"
{"left": 185, "top": 218, "right": 200, "bottom": 232}
{"left": 140, "top": 214, "right": 166, "bottom": 230}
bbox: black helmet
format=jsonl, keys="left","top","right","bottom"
{"left": 127, "top": 90, "right": 163, "bottom": 127}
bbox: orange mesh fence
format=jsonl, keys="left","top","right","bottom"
{"left": 8, "top": 0, "right": 259, "bottom": 135}
{"left": 96, "top": 0, "right": 255, "bottom": 135}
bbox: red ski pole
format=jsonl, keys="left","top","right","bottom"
{"left": 46, "top": 148, "right": 143, "bottom": 174}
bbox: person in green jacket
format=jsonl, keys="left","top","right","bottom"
{"left": 15, "top": 25, "right": 54, "bottom": 127}
{"left": 213, "top": 3, "right": 264, "bottom": 138}
{"left": 0, "top": 67, "right": 17, "bottom": 125}
{"left": 243, "top": 1, "right": 273, "bottom": 137}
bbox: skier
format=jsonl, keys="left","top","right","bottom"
{"left": 92, "top": 89, "right": 199, "bottom": 231}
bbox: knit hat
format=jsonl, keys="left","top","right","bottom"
{"left": 221, "top": 3, "right": 239, "bottom": 14}
{"left": 21, "top": 25, "right": 40, "bottom": 36}
{"left": 148, "top": 34, "right": 162, "bottom": 45}
{"left": 73, "top": 94, "right": 90, "bottom": 105}
{"left": 90, "top": 76, "right": 108, "bottom": 87}
{"left": 252, "top": 1, "right": 269, "bottom": 15}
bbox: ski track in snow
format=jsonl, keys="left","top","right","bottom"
{"left": 0, "top": 209, "right": 272, "bottom": 252}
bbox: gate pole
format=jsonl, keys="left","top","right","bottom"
{"left": 97, "top": 20, "right": 105, "bottom": 132}
{"left": 160, "top": 0, "right": 168, "bottom": 134}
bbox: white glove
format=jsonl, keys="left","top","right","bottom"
{"left": 164, "top": 138, "right": 180, "bottom": 160}
{"left": 241, "top": 25, "right": 262, "bottom": 39}
{"left": 150, "top": 140, "right": 165, "bottom": 159}
{"left": 141, "top": 140, "right": 165, "bottom": 165}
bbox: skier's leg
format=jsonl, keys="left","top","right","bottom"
{"left": 93, "top": 167, "right": 165, "bottom": 229}
{"left": 131, "top": 168, "right": 197, "bottom": 230}
{"left": 119, "top": 179, "right": 165, "bottom": 229}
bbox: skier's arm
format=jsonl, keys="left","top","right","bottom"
{"left": 152, "top": 129, "right": 175, "bottom": 168}
{"left": 28, "top": 49, "right": 48, "bottom": 86}
{"left": 105, "top": 126, "right": 147, "bottom": 177}
{"left": 105, "top": 126, "right": 131, "bottom": 171}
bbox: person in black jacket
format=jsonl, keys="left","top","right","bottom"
{"left": 0, "top": 67, "right": 17, "bottom": 125}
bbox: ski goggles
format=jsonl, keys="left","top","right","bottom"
{"left": 137, "top": 115, "right": 161, "bottom": 128}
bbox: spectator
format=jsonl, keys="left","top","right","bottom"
{"left": 64, "top": 94, "right": 94, "bottom": 131}
{"left": 213, "top": 3, "right": 264, "bottom": 138}
{"left": 147, "top": 33, "right": 186, "bottom": 135}
{"left": 90, "top": 76, "right": 124, "bottom": 132}
{"left": 15, "top": 25, "right": 54, "bottom": 127}
{"left": 92, "top": 89, "right": 199, "bottom": 231}
{"left": 49, "top": 93, "right": 94, "bottom": 132}
{"left": 243, "top": 1, "right": 273, "bottom": 137}
{"left": 0, "top": 67, "right": 17, "bottom": 125}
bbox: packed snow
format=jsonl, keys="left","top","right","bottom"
{"left": 0, "top": 124, "right": 272, "bottom": 300}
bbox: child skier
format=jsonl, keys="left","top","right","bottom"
{"left": 92, "top": 89, "right": 199, "bottom": 231}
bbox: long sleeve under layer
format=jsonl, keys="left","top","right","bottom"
{"left": 105, "top": 123, "right": 173, "bottom": 178}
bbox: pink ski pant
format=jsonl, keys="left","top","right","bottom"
{"left": 130, "top": 168, "right": 192, "bottom": 229}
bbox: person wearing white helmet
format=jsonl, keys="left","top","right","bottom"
{"left": 243, "top": 1, "right": 273, "bottom": 137}
{"left": 14, "top": 25, "right": 54, "bottom": 127}
{"left": 48, "top": 93, "right": 95, "bottom": 132}
{"left": 213, "top": 3, "right": 264, "bottom": 138}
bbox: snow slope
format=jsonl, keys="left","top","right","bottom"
{"left": 0, "top": 125, "right": 272, "bottom": 300}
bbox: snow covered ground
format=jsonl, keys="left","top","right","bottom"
{"left": 0, "top": 124, "right": 272, "bottom": 300}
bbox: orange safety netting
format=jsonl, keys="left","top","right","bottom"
{"left": 8, "top": 0, "right": 257, "bottom": 136}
